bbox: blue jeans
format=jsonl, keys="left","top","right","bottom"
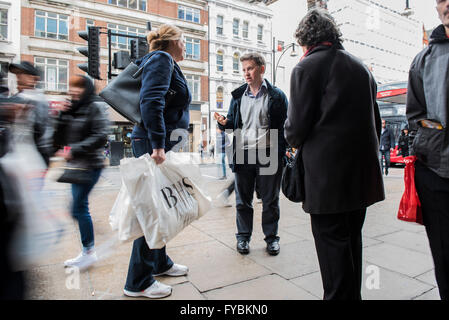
{"left": 219, "top": 152, "right": 226, "bottom": 177}
{"left": 71, "top": 168, "right": 102, "bottom": 252}
{"left": 125, "top": 138, "right": 174, "bottom": 292}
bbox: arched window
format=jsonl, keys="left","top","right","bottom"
{"left": 216, "top": 86, "right": 224, "bottom": 109}
{"left": 233, "top": 52, "right": 240, "bottom": 72}
{"left": 216, "top": 50, "right": 224, "bottom": 72}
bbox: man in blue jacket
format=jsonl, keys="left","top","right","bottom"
{"left": 214, "top": 53, "right": 288, "bottom": 256}
{"left": 379, "top": 119, "right": 395, "bottom": 176}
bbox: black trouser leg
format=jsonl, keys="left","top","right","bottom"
{"left": 234, "top": 165, "right": 257, "bottom": 241}
{"left": 415, "top": 162, "right": 449, "bottom": 300}
{"left": 310, "top": 209, "right": 367, "bottom": 300}
{"left": 125, "top": 237, "right": 173, "bottom": 291}
{"left": 256, "top": 162, "right": 283, "bottom": 244}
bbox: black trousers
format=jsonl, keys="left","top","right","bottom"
{"left": 124, "top": 138, "right": 174, "bottom": 292}
{"left": 310, "top": 208, "right": 366, "bottom": 300}
{"left": 234, "top": 151, "right": 283, "bottom": 244}
{"left": 415, "top": 161, "right": 449, "bottom": 300}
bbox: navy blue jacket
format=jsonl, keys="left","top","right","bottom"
{"left": 379, "top": 127, "right": 395, "bottom": 151}
{"left": 217, "top": 80, "right": 288, "bottom": 172}
{"left": 131, "top": 51, "right": 191, "bottom": 151}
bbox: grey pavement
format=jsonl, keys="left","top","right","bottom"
{"left": 26, "top": 162, "right": 441, "bottom": 300}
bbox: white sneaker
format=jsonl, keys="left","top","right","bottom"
{"left": 64, "top": 251, "right": 98, "bottom": 270}
{"left": 154, "top": 264, "right": 189, "bottom": 277}
{"left": 123, "top": 281, "right": 172, "bottom": 299}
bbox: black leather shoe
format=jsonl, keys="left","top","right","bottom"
{"left": 267, "top": 241, "right": 280, "bottom": 256}
{"left": 236, "top": 240, "right": 250, "bottom": 254}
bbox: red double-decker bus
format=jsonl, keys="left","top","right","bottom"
{"left": 376, "top": 81, "right": 408, "bottom": 166}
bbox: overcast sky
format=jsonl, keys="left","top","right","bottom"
{"left": 270, "top": 0, "right": 442, "bottom": 31}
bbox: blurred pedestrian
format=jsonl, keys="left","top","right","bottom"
{"left": 198, "top": 142, "right": 204, "bottom": 161}
{"left": 216, "top": 128, "right": 229, "bottom": 179}
{"left": 214, "top": 52, "right": 288, "bottom": 256}
{"left": 406, "top": 0, "right": 449, "bottom": 300}
{"left": 284, "top": 9, "right": 384, "bottom": 300}
{"left": 208, "top": 140, "right": 215, "bottom": 159}
{"left": 9, "top": 61, "right": 52, "bottom": 167}
{"left": 124, "top": 24, "right": 190, "bottom": 299}
{"left": 0, "top": 96, "right": 28, "bottom": 300}
{"left": 379, "top": 119, "right": 395, "bottom": 175}
{"left": 52, "top": 75, "right": 109, "bottom": 270}
{"left": 398, "top": 128, "right": 409, "bottom": 157}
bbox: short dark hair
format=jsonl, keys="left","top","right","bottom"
{"left": 240, "top": 52, "right": 265, "bottom": 67}
{"left": 295, "top": 9, "right": 343, "bottom": 48}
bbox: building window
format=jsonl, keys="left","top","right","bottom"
{"left": 108, "top": 0, "right": 146, "bottom": 11}
{"left": 216, "top": 51, "right": 224, "bottom": 72}
{"left": 0, "top": 9, "right": 7, "bottom": 41}
{"left": 242, "top": 21, "right": 249, "bottom": 39}
{"left": 233, "top": 52, "right": 240, "bottom": 72}
{"left": 178, "top": 5, "right": 200, "bottom": 23}
{"left": 108, "top": 24, "right": 146, "bottom": 50}
{"left": 186, "top": 75, "right": 200, "bottom": 101}
{"left": 35, "top": 57, "right": 68, "bottom": 92}
{"left": 216, "top": 86, "right": 224, "bottom": 109}
{"left": 35, "top": 11, "right": 69, "bottom": 41}
{"left": 216, "top": 15, "right": 224, "bottom": 35}
{"left": 233, "top": 19, "right": 239, "bottom": 37}
{"left": 257, "top": 25, "right": 263, "bottom": 42}
{"left": 185, "top": 37, "right": 200, "bottom": 60}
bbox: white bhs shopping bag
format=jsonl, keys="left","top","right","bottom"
{"left": 119, "top": 152, "right": 211, "bottom": 249}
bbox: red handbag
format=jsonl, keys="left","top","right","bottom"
{"left": 397, "top": 156, "right": 423, "bottom": 224}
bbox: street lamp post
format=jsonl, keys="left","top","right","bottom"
{"left": 272, "top": 37, "right": 298, "bottom": 86}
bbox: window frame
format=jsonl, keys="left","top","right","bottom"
{"left": 242, "top": 21, "right": 249, "bottom": 39}
{"left": 185, "top": 74, "right": 201, "bottom": 102}
{"left": 257, "top": 24, "right": 264, "bottom": 42}
{"left": 216, "top": 50, "right": 224, "bottom": 72}
{"left": 216, "top": 86, "right": 224, "bottom": 109}
{"left": 178, "top": 5, "right": 200, "bottom": 23}
{"left": 0, "top": 8, "right": 8, "bottom": 41}
{"left": 34, "top": 10, "right": 69, "bottom": 41}
{"left": 185, "top": 37, "right": 201, "bottom": 60}
{"left": 108, "top": 0, "right": 147, "bottom": 11}
{"left": 233, "top": 52, "right": 240, "bottom": 73}
{"left": 216, "top": 15, "right": 224, "bottom": 36}
{"left": 233, "top": 18, "right": 239, "bottom": 38}
{"left": 34, "top": 57, "right": 69, "bottom": 92}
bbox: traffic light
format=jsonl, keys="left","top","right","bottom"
{"left": 77, "top": 26, "right": 101, "bottom": 79}
{"left": 130, "top": 37, "right": 148, "bottom": 61}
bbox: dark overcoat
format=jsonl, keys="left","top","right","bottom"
{"left": 284, "top": 43, "right": 385, "bottom": 214}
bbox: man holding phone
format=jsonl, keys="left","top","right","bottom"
{"left": 214, "top": 52, "right": 288, "bottom": 256}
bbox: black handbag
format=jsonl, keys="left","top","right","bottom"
{"left": 57, "top": 167, "right": 93, "bottom": 185}
{"left": 99, "top": 52, "right": 176, "bottom": 128}
{"left": 281, "top": 151, "right": 305, "bottom": 203}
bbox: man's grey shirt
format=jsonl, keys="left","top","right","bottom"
{"left": 239, "top": 79, "right": 270, "bottom": 150}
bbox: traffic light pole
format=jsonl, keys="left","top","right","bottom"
{"left": 104, "top": 30, "right": 146, "bottom": 79}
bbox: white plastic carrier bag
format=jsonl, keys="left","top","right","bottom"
{"left": 115, "top": 151, "right": 212, "bottom": 249}
{"left": 109, "top": 181, "right": 143, "bottom": 242}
